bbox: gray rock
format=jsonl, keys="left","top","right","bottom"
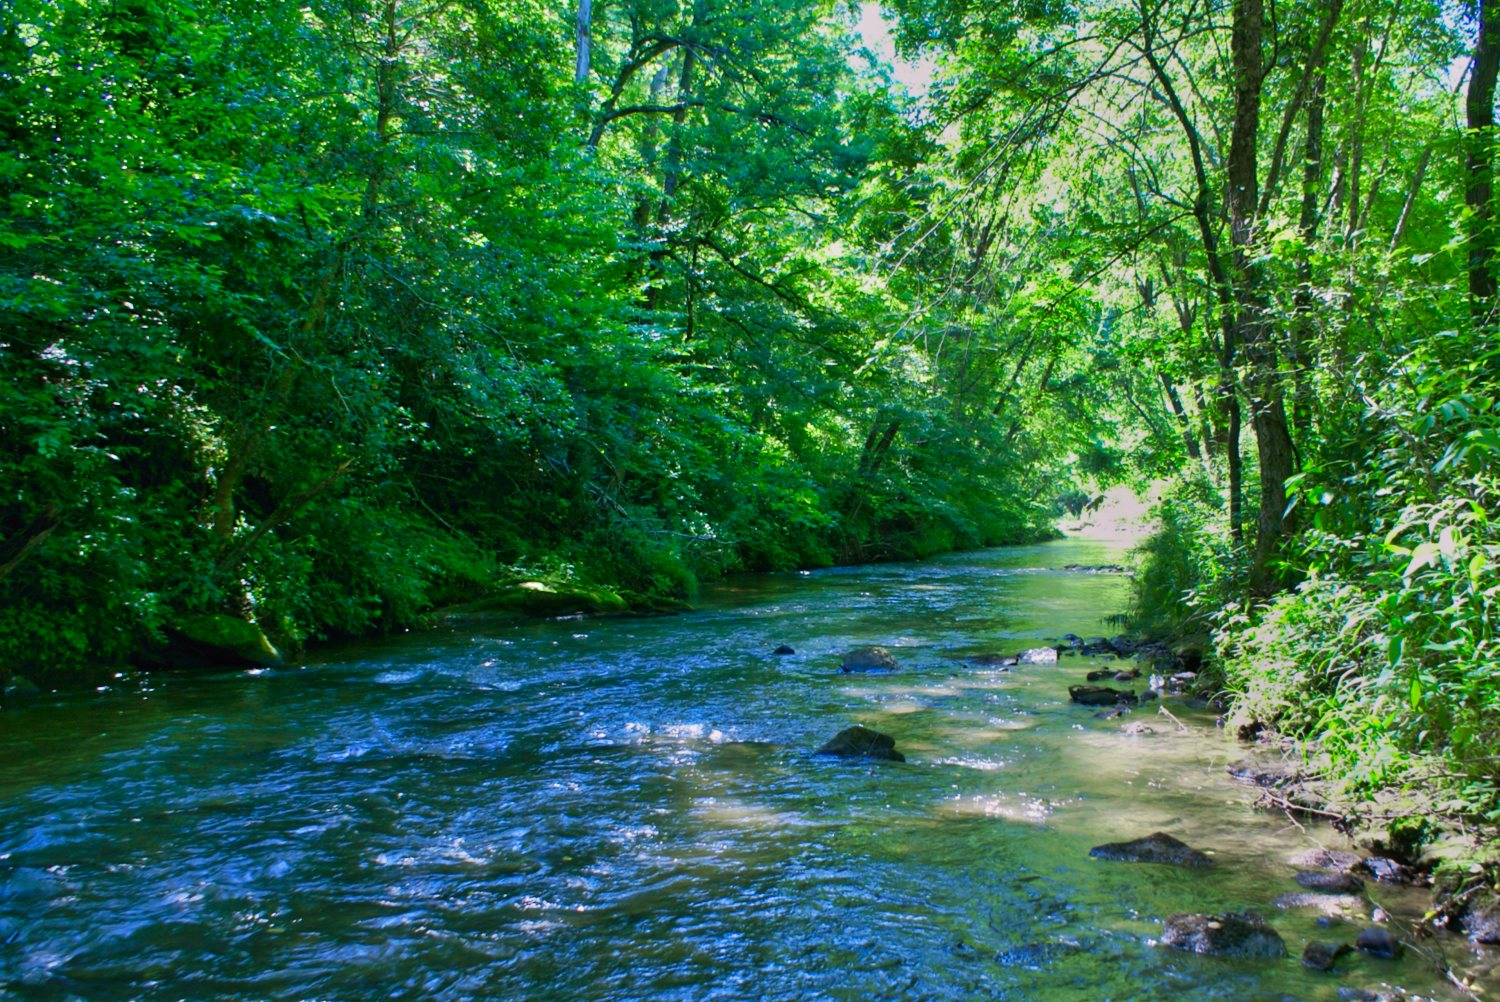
{"left": 1121, "top": 722, "right": 1156, "bottom": 736}
{"left": 1272, "top": 893, "right": 1363, "bottom": 916}
{"left": 815, "top": 725, "right": 905, "bottom": 762}
{"left": 1, "top": 676, "right": 41, "bottom": 707}
{"left": 1337, "top": 989, "right": 1407, "bottom": 1002}
{"left": 1354, "top": 926, "right": 1400, "bottom": 959}
{"left": 1302, "top": 940, "right": 1353, "bottom": 970}
{"left": 1069, "top": 685, "right": 1137, "bottom": 706}
{"left": 1295, "top": 870, "right": 1366, "bottom": 894}
{"left": 1459, "top": 890, "right": 1500, "bottom": 944}
{"left": 1227, "top": 758, "right": 1302, "bottom": 788}
{"left": 1290, "top": 848, "right": 1364, "bottom": 873}
{"left": 1086, "top": 668, "right": 1116, "bottom": 682}
{"left": 1018, "top": 646, "right": 1058, "bottom": 665}
{"left": 840, "top": 646, "right": 901, "bottom": 672}
{"left": 1160, "top": 911, "right": 1286, "bottom": 958}
{"left": 1090, "top": 832, "right": 1213, "bottom": 868}
{"left": 1363, "top": 857, "right": 1413, "bottom": 884}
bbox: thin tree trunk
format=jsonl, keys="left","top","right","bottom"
{"left": 0, "top": 505, "right": 60, "bottom": 584}
{"left": 1289, "top": 71, "right": 1326, "bottom": 445}
{"left": 643, "top": 45, "right": 698, "bottom": 310}
{"left": 1227, "top": 0, "right": 1294, "bottom": 592}
{"left": 1468, "top": 0, "right": 1500, "bottom": 316}
{"left": 1160, "top": 373, "right": 1203, "bottom": 461}
{"left": 1390, "top": 146, "right": 1431, "bottom": 250}
{"left": 574, "top": 0, "right": 593, "bottom": 85}
{"left": 1346, "top": 21, "right": 1368, "bottom": 244}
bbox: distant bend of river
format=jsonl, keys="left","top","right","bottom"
{"left": 0, "top": 537, "right": 1484, "bottom": 1000}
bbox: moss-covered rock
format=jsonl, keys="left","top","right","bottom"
{"left": 147, "top": 614, "right": 284, "bottom": 670}
{"left": 483, "top": 581, "right": 629, "bottom": 617}
{"left": 1, "top": 676, "right": 41, "bottom": 708}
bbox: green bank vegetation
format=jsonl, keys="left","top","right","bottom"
{"left": 3, "top": 0, "right": 1500, "bottom": 852}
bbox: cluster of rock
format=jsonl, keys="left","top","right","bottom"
{"left": 1088, "top": 830, "right": 1419, "bottom": 989}
{"left": 798, "top": 632, "right": 1491, "bottom": 989}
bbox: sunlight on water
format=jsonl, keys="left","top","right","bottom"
{"left": 0, "top": 538, "right": 1492, "bottom": 1000}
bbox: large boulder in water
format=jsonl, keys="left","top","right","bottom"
{"left": 840, "top": 646, "right": 901, "bottom": 672}
{"left": 815, "top": 725, "right": 905, "bottom": 762}
{"left": 1160, "top": 911, "right": 1286, "bottom": 958}
{"left": 0, "top": 676, "right": 40, "bottom": 708}
{"left": 1090, "top": 832, "right": 1213, "bottom": 868}
{"left": 1069, "top": 685, "right": 1137, "bottom": 706}
{"left": 1295, "top": 870, "right": 1365, "bottom": 894}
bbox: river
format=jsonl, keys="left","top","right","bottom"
{"left": 0, "top": 537, "right": 1489, "bottom": 1000}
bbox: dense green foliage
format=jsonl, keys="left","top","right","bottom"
{"left": 6, "top": 0, "right": 1499, "bottom": 836}
{"left": 874, "top": 0, "right": 1500, "bottom": 826}
{"left": 1, "top": 0, "right": 1130, "bottom": 677}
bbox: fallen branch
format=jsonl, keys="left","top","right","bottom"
{"left": 1252, "top": 788, "right": 1347, "bottom": 822}
{"left": 0, "top": 504, "right": 61, "bottom": 584}
{"left": 1156, "top": 703, "right": 1190, "bottom": 731}
{"left": 216, "top": 459, "right": 354, "bottom": 573}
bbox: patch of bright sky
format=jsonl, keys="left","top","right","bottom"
{"left": 855, "top": 3, "right": 936, "bottom": 99}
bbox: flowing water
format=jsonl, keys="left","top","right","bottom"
{"left": 1, "top": 537, "right": 1493, "bottom": 1000}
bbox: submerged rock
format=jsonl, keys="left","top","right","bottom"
{"left": 1160, "top": 911, "right": 1286, "bottom": 958}
{"left": 1302, "top": 940, "right": 1353, "bottom": 971}
{"left": 1363, "top": 857, "right": 1415, "bottom": 884}
{"left": 1121, "top": 722, "right": 1156, "bottom": 736}
{"left": 1085, "top": 668, "right": 1116, "bottom": 682}
{"left": 772, "top": 645, "right": 796, "bottom": 655}
{"left": 1089, "top": 832, "right": 1213, "bottom": 868}
{"left": 1336, "top": 989, "right": 1414, "bottom": 1002}
{"left": 1, "top": 676, "right": 40, "bottom": 707}
{"left": 967, "top": 653, "right": 1020, "bottom": 667}
{"left": 1455, "top": 890, "right": 1500, "bottom": 944}
{"left": 1093, "top": 705, "right": 1131, "bottom": 720}
{"left": 1227, "top": 758, "right": 1302, "bottom": 788}
{"left": 1069, "top": 685, "right": 1137, "bottom": 706}
{"left": 840, "top": 646, "right": 901, "bottom": 672}
{"left": 815, "top": 725, "right": 905, "bottom": 762}
{"left": 1354, "top": 926, "right": 1401, "bottom": 959}
{"left": 1272, "top": 893, "right": 1363, "bottom": 916}
{"left": 1295, "top": 870, "right": 1366, "bottom": 894}
{"left": 1291, "top": 848, "right": 1365, "bottom": 874}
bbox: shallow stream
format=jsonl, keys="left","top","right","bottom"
{"left": 1, "top": 536, "right": 1493, "bottom": 999}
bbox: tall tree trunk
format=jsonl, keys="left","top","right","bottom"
{"left": 632, "top": 62, "right": 672, "bottom": 229}
{"left": 362, "top": 1, "right": 400, "bottom": 223}
{"left": 1227, "top": 0, "right": 1295, "bottom": 593}
{"left": 1468, "top": 0, "right": 1500, "bottom": 317}
{"left": 1160, "top": 373, "right": 1203, "bottom": 461}
{"left": 1289, "top": 72, "right": 1326, "bottom": 445}
{"left": 574, "top": 0, "right": 593, "bottom": 85}
{"left": 1389, "top": 146, "right": 1431, "bottom": 251}
{"left": 643, "top": 44, "right": 698, "bottom": 310}
{"left": 1139, "top": 1, "right": 1244, "bottom": 538}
